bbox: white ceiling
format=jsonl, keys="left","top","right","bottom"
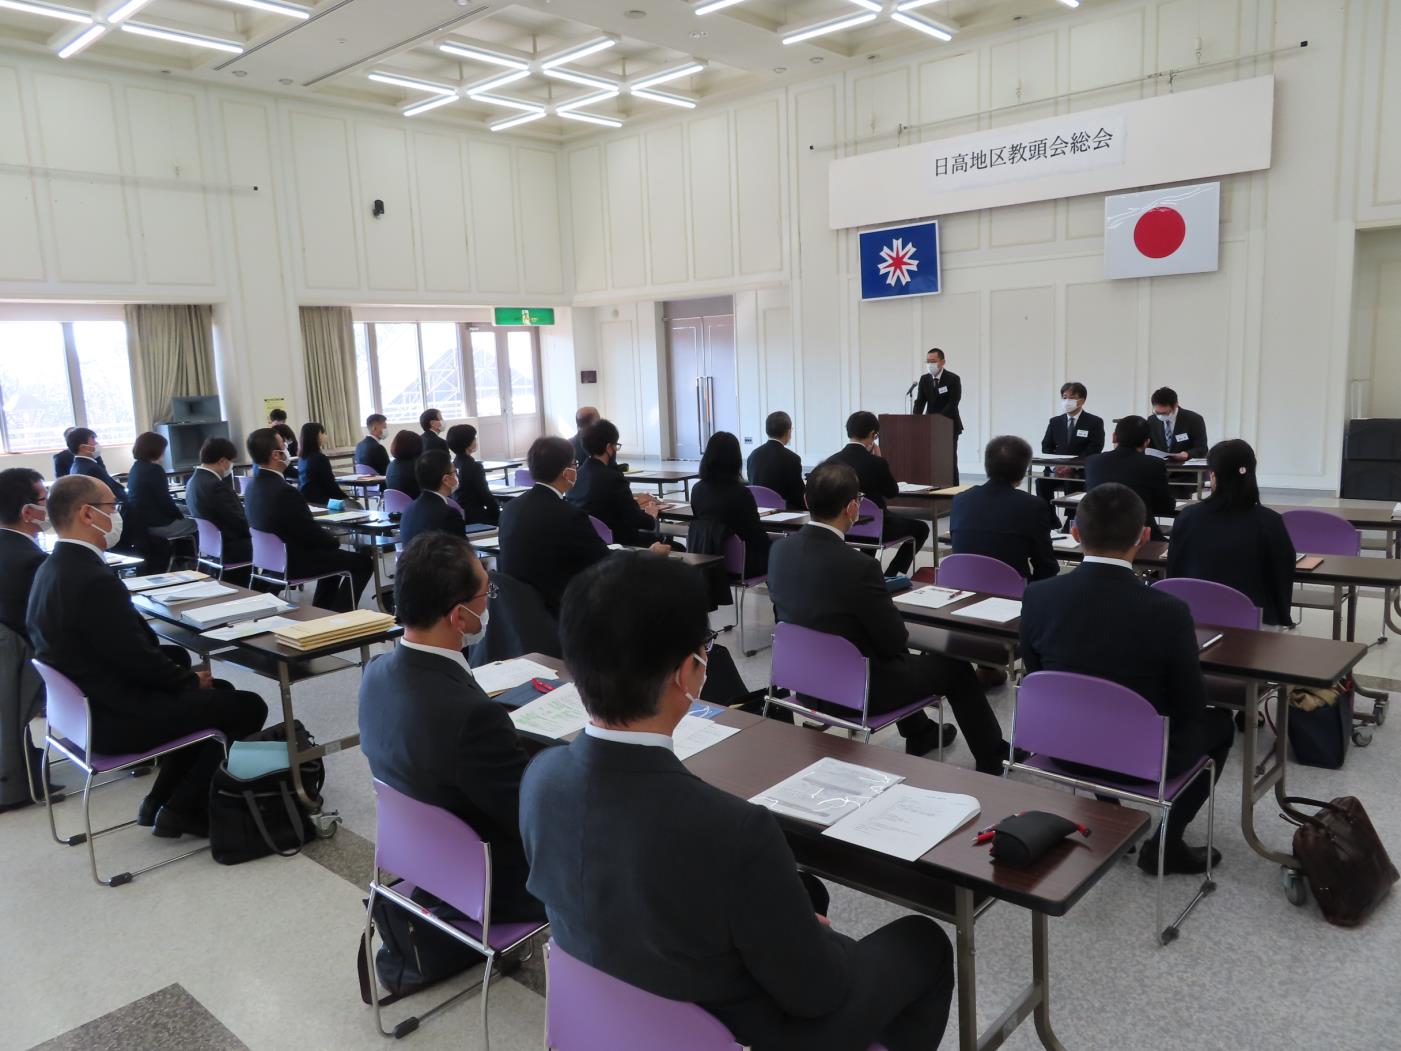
{"left": 0, "top": 0, "right": 1114, "bottom": 139}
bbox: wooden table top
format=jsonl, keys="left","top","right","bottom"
{"left": 1267, "top": 500, "right": 1401, "bottom": 531}
{"left": 625, "top": 468, "right": 701, "bottom": 481}
{"left": 1043, "top": 539, "right": 1401, "bottom": 583}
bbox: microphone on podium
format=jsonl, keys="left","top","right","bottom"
{"left": 905, "top": 379, "right": 919, "bottom": 397}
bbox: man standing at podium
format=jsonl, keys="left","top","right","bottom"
{"left": 912, "top": 348, "right": 963, "bottom": 483}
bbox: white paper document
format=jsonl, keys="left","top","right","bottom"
{"left": 823, "top": 785, "right": 981, "bottom": 861}
{"left": 471, "top": 535, "right": 501, "bottom": 550}
{"left": 320, "top": 510, "right": 371, "bottom": 523}
{"left": 179, "top": 594, "right": 292, "bottom": 629}
{"left": 510, "top": 683, "right": 590, "bottom": 739}
{"left": 1183, "top": 458, "right": 1209, "bottom": 467}
{"left": 950, "top": 597, "right": 1022, "bottom": 623}
{"left": 123, "top": 570, "right": 209, "bottom": 592}
{"left": 1064, "top": 491, "right": 1086, "bottom": 503}
{"left": 1037, "top": 453, "right": 1078, "bottom": 461}
{"left": 764, "top": 511, "right": 807, "bottom": 523}
{"left": 472, "top": 657, "right": 557, "bottom": 695}
{"left": 149, "top": 580, "right": 238, "bottom": 604}
{"left": 672, "top": 715, "right": 740, "bottom": 761}
{"left": 894, "top": 586, "right": 970, "bottom": 610}
{"left": 1144, "top": 447, "right": 1168, "bottom": 460}
{"left": 1393, "top": 503, "right": 1401, "bottom": 521}
{"left": 750, "top": 758, "right": 904, "bottom": 827}
{"left": 201, "top": 615, "right": 298, "bottom": 642}
{"left": 1051, "top": 536, "right": 1081, "bottom": 551}
{"left": 897, "top": 482, "right": 933, "bottom": 494}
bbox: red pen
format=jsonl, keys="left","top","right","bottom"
{"left": 530, "top": 678, "right": 557, "bottom": 694}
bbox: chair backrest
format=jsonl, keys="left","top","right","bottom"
{"left": 372, "top": 779, "right": 490, "bottom": 925}
{"left": 1152, "top": 577, "right": 1261, "bottom": 630}
{"left": 444, "top": 496, "right": 465, "bottom": 518}
{"left": 1280, "top": 508, "right": 1360, "bottom": 557}
{"left": 249, "top": 529, "right": 288, "bottom": 575}
{"left": 1012, "top": 671, "right": 1167, "bottom": 782}
{"left": 31, "top": 660, "right": 90, "bottom": 753}
{"left": 937, "top": 553, "right": 1026, "bottom": 599}
{"left": 234, "top": 473, "right": 251, "bottom": 495}
{"left": 770, "top": 622, "right": 867, "bottom": 713}
{"left": 747, "top": 484, "right": 784, "bottom": 510}
{"left": 194, "top": 517, "right": 222, "bottom": 560}
{"left": 722, "top": 534, "right": 746, "bottom": 577}
{"left": 845, "top": 496, "right": 883, "bottom": 540}
{"left": 545, "top": 940, "right": 741, "bottom": 1051}
{"left": 383, "top": 488, "right": 414, "bottom": 515}
{"left": 467, "top": 570, "right": 562, "bottom": 666}
{"left": 354, "top": 463, "right": 376, "bottom": 477}
{"left": 588, "top": 515, "right": 613, "bottom": 543}
{"left": 514, "top": 468, "right": 534, "bottom": 487}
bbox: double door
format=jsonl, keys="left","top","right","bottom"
{"left": 668, "top": 312, "right": 737, "bottom": 461}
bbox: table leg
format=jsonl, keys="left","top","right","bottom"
{"left": 1238, "top": 680, "right": 1298, "bottom": 870}
{"left": 955, "top": 887, "right": 978, "bottom": 1051}
{"left": 954, "top": 886, "right": 1055, "bottom": 1051}
{"left": 1347, "top": 586, "right": 1357, "bottom": 643}
{"left": 369, "top": 540, "right": 387, "bottom": 614}
{"left": 277, "top": 662, "right": 319, "bottom": 813}
{"left": 1031, "top": 911, "right": 1067, "bottom": 1051}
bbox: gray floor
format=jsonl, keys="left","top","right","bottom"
{"left": 4, "top": 478, "right": 1401, "bottom": 1049}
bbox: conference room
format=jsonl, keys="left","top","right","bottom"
{"left": 1, "top": 0, "right": 1399, "bottom": 1048}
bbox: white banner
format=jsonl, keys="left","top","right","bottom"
{"left": 913, "top": 113, "right": 1126, "bottom": 194}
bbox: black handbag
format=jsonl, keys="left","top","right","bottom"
{"left": 1282, "top": 796, "right": 1398, "bottom": 926}
{"left": 209, "top": 721, "right": 324, "bottom": 865}
{"left": 1288, "top": 682, "right": 1353, "bottom": 769}
{"left": 356, "top": 887, "right": 484, "bottom": 1006}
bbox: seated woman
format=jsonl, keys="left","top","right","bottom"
{"left": 126, "top": 430, "right": 196, "bottom": 573}
{"left": 297, "top": 422, "right": 359, "bottom": 508}
{"left": 385, "top": 429, "right": 423, "bottom": 500}
{"left": 689, "top": 430, "right": 771, "bottom": 579}
{"left": 1167, "top": 439, "right": 1296, "bottom": 627}
{"left": 446, "top": 423, "right": 500, "bottom": 526}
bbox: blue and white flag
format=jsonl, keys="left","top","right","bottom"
{"left": 859, "top": 220, "right": 941, "bottom": 301}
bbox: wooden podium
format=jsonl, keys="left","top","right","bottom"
{"left": 878, "top": 413, "right": 957, "bottom": 489}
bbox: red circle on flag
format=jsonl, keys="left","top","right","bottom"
{"left": 1133, "top": 206, "right": 1187, "bottom": 258}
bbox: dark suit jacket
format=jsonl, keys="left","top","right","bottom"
{"left": 690, "top": 478, "right": 770, "bottom": 578}
{"left": 243, "top": 467, "right": 338, "bottom": 556}
{"left": 570, "top": 432, "right": 617, "bottom": 470}
{"left": 53, "top": 449, "right": 104, "bottom": 479}
{"left": 1083, "top": 446, "right": 1175, "bottom": 539}
{"left": 26, "top": 541, "right": 197, "bottom": 729}
{"left": 452, "top": 454, "right": 500, "bottom": 526}
{"left": 745, "top": 440, "right": 805, "bottom": 511}
{"left": 1168, "top": 500, "right": 1296, "bottom": 627}
{"left": 421, "top": 429, "right": 448, "bottom": 453}
{"left": 913, "top": 370, "right": 963, "bottom": 433}
{"left": 1147, "top": 407, "right": 1209, "bottom": 458}
{"left": 1020, "top": 561, "right": 1208, "bottom": 769}
{"left": 567, "top": 457, "right": 655, "bottom": 547}
{"left": 521, "top": 732, "right": 855, "bottom": 1045}
{"left": 298, "top": 450, "right": 348, "bottom": 505}
{"left": 384, "top": 458, "right": 420, "bottom": 500}
{"left": 354, "top": 436, "right": 389, "bottom": 475}
{"left": 360, "top": 644, "right": 541, "bottom": 921}
{"left": 185, "top": 466, "right": 251, "bottom": 565}
{"left": 69, "top": 455, "right": 127, "bottom": 503}
{"left": 950, "top": 480, "right": 1060, "bottom": 581}
{"left": 1040, "top": 411, "right": 1105, "bottom": 457}
{"left": 823, "top": 442, "right": 897, "bottom": 509}
{"left": 399, "top": 491, "right": 466, "bottom": 550}
{"left": 498, "top": 484, "right": 610, "bottom": 615}
{"left": 125, "top": 459, "right": 184, "bottom": 534}
{"left": 0, "top": 529, "right": 45, "bottom": 641}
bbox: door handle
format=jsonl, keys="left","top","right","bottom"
{"left": 695, "top": 377, "right": 705, "bottom": 451}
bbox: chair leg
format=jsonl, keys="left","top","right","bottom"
{"left": 1155, "top": 809, "right": 1168, "bottom": 944}
{"left": 362, "top": 886, "right": 394, "bottom": 1038}
{"left": 480, "top": 949, "right": 494, "bottom": 1051}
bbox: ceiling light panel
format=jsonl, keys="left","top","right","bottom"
{"left": 557, "top": 88, "right": 620, "bottom": 113}
{"left": 467, "top": 68, "right": 530, "bottom": 94}
{"left": 781, "top": 10, "right": 876, "bottom": 45}
{"left": 559, "top": 111, "right": 623, "bottom": 128}
{"left": 57, "top": 23, "right": 105, "bottom": 57}
{"left": 216, "top": 0, "right": 312, "bottom": 18}
{"left": 402, "top": 93, "right": 459, "bottom": 117}
{"left": 629, "top": 60, "right": 705, "bottom": 91}
{"left": 0, "top": 0, "right": 90, "bottom": 24}
{"left": 694, "top": 0, "right": 747, "bottom": 13}
{"left": 542, "top": 67, "right": 619, "bottom": 91}
{"left": 539, "top": 35, "right": 618, "bottom": 70}
{"left": 368, "top": 71, "right": 457, "bottom": 95}
{"left": 469, "top": 93, "right": 547, "bottom": 113}
{"left": 890, "top": 11, "right": 954, "bottom": 40}
{"left": 120, "top": 22, "right": 244, "bottom": 53}
{"left": 630, "top": 87, "right": 697, "bottom": 109}
{"left": 105, "top": 0, "right": 152, "bottom": 23}
{"left": 490, "top": 111, "right": 547, "bottom": 132}
{"left": 438, "top": 40, "right": 529, "bottom": 69}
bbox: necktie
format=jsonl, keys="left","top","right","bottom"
{"left": 1165, "top": 419, "right": 1173, "bottom": 447}
{"left": 1067, "top": 416, "right": 1075, "bottom": 446}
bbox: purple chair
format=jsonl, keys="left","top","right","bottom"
{"left": 764, "top": 622, "right": 943, "bottom": 752}
{"left": 1151, "top": 578, "right": 1260, "bottom": 630}
{"left": 444, "top": 496, "right": 465, "bottom": 518}
{"left": 514, "top": 468, "right": 534, "bottom": 487}
{"left": 846, "top": 497, "right": 916, "bottom": 574}
{"left": 249, "top": 528, "right": 351, "bottom": 607}
{"left": 194, "top": 517, "right": 251, "bottom": 581}
{"left": 936, "top": 553, "right": 1025, "bottom": 599}
{"left": 588, "top": 515, "right": 614, "bottom": 544}
{"left": 383, "top": 489, "right": 413, "bottom": 516}
{"left": 747, "top": 484, "right": 785, "bottom": 510}
{"left": 1007, "top": 670, "right": 1216, "bottom": 945}
{"left": 353, "top": 463, "right": 377, "bottom": 477}
{"left": 32, "top": 660, "right": 227, "bottom": 888}
{"left": 363, "top": 779, "right": 549, "bottom": 1040}
{"left": 1281, "top": 508, "right": 1360, "bottom": 638}
{"left": 722, "top": 534, "right": 768, "bottom": 657}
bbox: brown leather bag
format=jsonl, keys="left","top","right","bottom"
{"left": 1283, "top": 796, "right": 1398, "bottom": 927}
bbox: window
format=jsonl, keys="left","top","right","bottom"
{"left": 0, "top": 320, "right": 136, "bottom": 453}
{"left": 470, "top": 330, "right": 501, "bottom": 418}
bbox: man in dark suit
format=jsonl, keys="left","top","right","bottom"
{"left": 1036, "top": 381, "right": 1105, "bottom": 509}
{"left": 354, "top": 413, "right": 390, "bottom": 475}
{"left": 0, "top": 469, "right": 48, "bottom": 811}
{"left": 27, "top": 476, "right": 267, "bottom": 836}
{"left": 912, "top": 347, "right": 963, "bottom": 483}
{"left": 360, "top": 532, "right": 542, "bottom": 922}
{"left": 53, "top": 426, "right": 105, "bottom": 480}
{"left": 243, "top": 428, "right": 372, "bottom": 612}
{"left": 1084, "top": 416, "right": 1175, "bottom": 540}
{"left": 185, "top": 437, "right": 252, "bottom": 586}
{"left": 398, "top": 450, "right": 466, "bottom": 550}
{"left": 1148, "top": 386, "right": 1209, "bottom": 460}
{"left": 567, "top": 419, "right": 667, "bottom": 548}
{"left": 521, "top": 553, "right": 954, "bottom": 1051}
{"left": 1020, "top": 482, "right": 1233, "bottom": 875}
{"left": 824, "top": 411, "right": 927, "bottom": 578}
{"left": 746, "top": 410, "right": 806, "bottom": 511}
{"left": 951, "top": 436, "right": 1060, "bottom": 581}
{"left": 65, "top": 427, "right": 126, "bottom": 503}
{"left": 419, "top": 408, "right": 448, "bottom": 453}
{"left": 769, "top": 462, "right": 1013, "bottom": 769}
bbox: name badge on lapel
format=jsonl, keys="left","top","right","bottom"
{"left": 1076, "top": 429, "right": 1089, "bottom": 438}
{"left": 1175, "top": 432, "right": 1189, "bottom": 442}
{"left": 938, "top": 386, "right": 949, "bottom": 394}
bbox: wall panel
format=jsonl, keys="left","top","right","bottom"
{"left": 0, "top": 66, "right": 45, "bottom": 282}
{"left": 687, "top": 113, "right": 734, "bottom": 281}
{"left": 989, "top": 285, "right": 1056, "bottom": 439}
{"left": 735, "top": 99, "right": 784, "bottom": 275}
{"left": 1065, "top": 280, "right": 1140, "bottom": 416}
{"left": 287, "top": 110, "right": 359, "bottom": 290}
{"left": 605, "top": 136, "right": 647, "bottom": 289}
{"left": 355, "top": 122, "right": 417, "bottom": 292}
{"left": 644, "top": 125, "right": 689, "bottom": 287}
{"left": 920, "top": 291, "right": 982, "bottom": 445}
{"left": 466, "top": 140, "right": 519, "bottom": 294}
{"left": 599, "top": 318, "right": 640, "bottom": 442}
{"left": 516, "top": 147, "right": 564, "bottom": 295}
{"left": 917, "top": 52, "right": 981, "bottom": 252}
{"left": 412, "top": 131, "right": 472, "bottom": 293}
{"left": 568, "top": 147, "right": 607, "bottom": 292}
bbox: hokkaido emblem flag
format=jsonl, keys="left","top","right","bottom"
{"left": 1104, "top": 182, "right": 1220, "bottom": 279}
{"left": 860, "top": 221, "right": 941, "bottom": 301}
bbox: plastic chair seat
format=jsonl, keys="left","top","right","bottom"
{"left": 1019, "top": 752, "right": 1210, "bottom": 801}
{"left": 857, "top": 694, "right": 939, "bottom": 732}
{"left": 53, "top": 729, "right": 226, "bottom": 774}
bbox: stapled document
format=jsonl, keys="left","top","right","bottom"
{"left": 750, "top": 758, "right": 904, "bottom": 827}
{"left": 823, "top": 785, "right": 980, "bottom": 861}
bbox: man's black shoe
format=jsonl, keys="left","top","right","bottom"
{"left": 152, "top": 806, "right": 209, "bottom": 839}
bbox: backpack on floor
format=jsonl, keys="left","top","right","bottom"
{"left": 208, "top": 721, "right": 324, "bottom": 865}
{"left": 356, "top": 887, "right": 483, "bottom": 1005}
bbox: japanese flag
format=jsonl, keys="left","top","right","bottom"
{"left": 1104, "top": 182, "right": 1220, "bottom": 279}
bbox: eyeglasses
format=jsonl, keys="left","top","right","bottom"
{"left": 471, "top": 582, "right": 499, "bottom": 602}
{"left": 703, "top": 629, "right": 718, "bottom": 654}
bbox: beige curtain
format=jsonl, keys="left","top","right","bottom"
{"left": 300, "top": 306, "right": 358, "bottom": 449}
{"left": 125, "top": 304, "right": 216, "bottom": 423}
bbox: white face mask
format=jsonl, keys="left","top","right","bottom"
{"left": 25, "top": 504, "right": 51, "bottom": 533}
{"left": 90, "top": 505, "right": 122, "bottom": 549}
{"left": 459, "top": 603, "right": 489, "bottom": 648}
{"left": 926, "top": 362, "right": 939, "bottom": 377}
{"left": 676, "top": 651, "right": 708, "bottom": 706}
{"left": 1155, "top": 411, "right": 1173, "bottom": 423}
{"left": 1062, "top": 398, "right": 1079, "bottom": 414}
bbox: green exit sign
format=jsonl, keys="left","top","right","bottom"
{"left": 494, "top": 307, "right": 555, "bottom": 326}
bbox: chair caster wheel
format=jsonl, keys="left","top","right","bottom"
{"left": 1353, "top": 730, "right": 1373, "bottom": 747}
{"left": 1376, "top": 705, "right": 1388, "bottom": 726}
{"left": 1280, "top": 866, "right": 1308, "bottom": 906}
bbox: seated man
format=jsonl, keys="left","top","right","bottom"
{"left": 768, "top": 462, "right": 1013, "bottom": 770}
{"left": 243, "top": 427, "right": 372, "bottom": 612}
{"left": 951, "top": 436, "right": 1059, "bottom": 582}
{"left": 398, "top": 450, "right": 466, "bottom": 550}
{"left": 567, "top": 419, "right": 668, "bottom": 548}
{"left": 1084, "top": 416, "right": 1175, "bottom": 540}
{"left": 1148, "top": 386, "right": 1209, "bottom": 462}
{"left": 185, "top": 437, "right": 252, "bottom": 586}
{"left": 355, "top": 413, "right": 390, "bottom": 475}
{"left": 419, "top": 408, "right": 448, "bottom": 452}
{"left": 1020, "top": 483, "right": 1234, "bottom": 875}
{"left": 823, "top": 411, "right": 928, "bottom": 577}
{"left": 66, "top": 427, "right": 127, "bottom": 503}
{"left": 0, "top": 468, "right": 48, "bottom": 811}
{"left": 26, "top": 476, "right": 267, "bottom": 836}
{"left": 360, "top": 532, "right": 542, "bottom": 922}
{"left": 53, "top": 426, "right": 104, "bottom": 480}
{"left": 746, "top": 410, "right": 806, "bottom": 511}
{"left": 1035, "top": 381, "right": 1104, "bottom": 508}
{"left": 521, "top": 553, "right": 954, "bottom": 1051}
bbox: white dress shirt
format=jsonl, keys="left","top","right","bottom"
{"left": 399, "top": 637, "right": 472, "bottom": 675}
{"left": 1082, "top": 555, "right": 1134, "bottom": 571}
{"left": 56, "top": 537, "right": 105, "bottom": 558}
{"left": 584, "top": 724, "right": 675, "bottom": 752}
{"left": 808, "top": 521, "right": 847, "bottom": 542}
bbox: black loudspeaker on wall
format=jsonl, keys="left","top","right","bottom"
{"left": 1340, "top": 419, "right": 1401, "bottom": 500}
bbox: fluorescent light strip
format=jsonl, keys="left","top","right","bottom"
{"left": 1057, "top": 0, "right": 1081, "bottom": 6}
{"left": 890, "top": 11, "right": 953, "bottom": 40}
{"left": 781, "top": 10, "right": 876, "bottom": 45}
{"left": 539, "top": 35, "right": 617, "bottom": 70}
{"left": 57, "top": 23, "right": 105, "bottom": 57}
{"left": 542, "top": 67, "right": 619, "bottom": 91}
{"left": 630, "top": 87, "right": 697, "bottom": 109}
{"left": 403, "top": 93, "right": 459, "bottom": 117}
{"left": 120, "top": 22, "right": 244, "bottom": 52}
{"left": 438, "top": 41, "right": 529, "bottom": 70}
{"left": 105, "top": 0, "right": 152, "bottom": 23}
{"left": 629, "top": 61, "right": 705, "bottom": 91}
{"left": 369, "top": 71, "right": 457, "bottom": 95}
{"left": 468, "top": 93, "right": 547, "bottom": 114}
{"left": 556, "top": 89, "right": 619, "bottom": 113}
{"left": 490, "top": 110, "right": 547, "bottom": 131}
{"left": 848, "top": 0, "right": 882, "bottom": 11}
{"left": 895, "top": 0, "right": 943, "bottom": 9}
{"left": 218, "top": 0, "right": 311, "bottom": 18}
{"left": 468, "top": 68, "right": 529, "bottom": 94}
{"left": 694, "top": 0, "right": 747, "bottom": 12}
{"left": 559, "top": 111, "right": 623, "bottom": 128}
{"left": 0, "top": 0, "right": 90, "bottom": 24}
